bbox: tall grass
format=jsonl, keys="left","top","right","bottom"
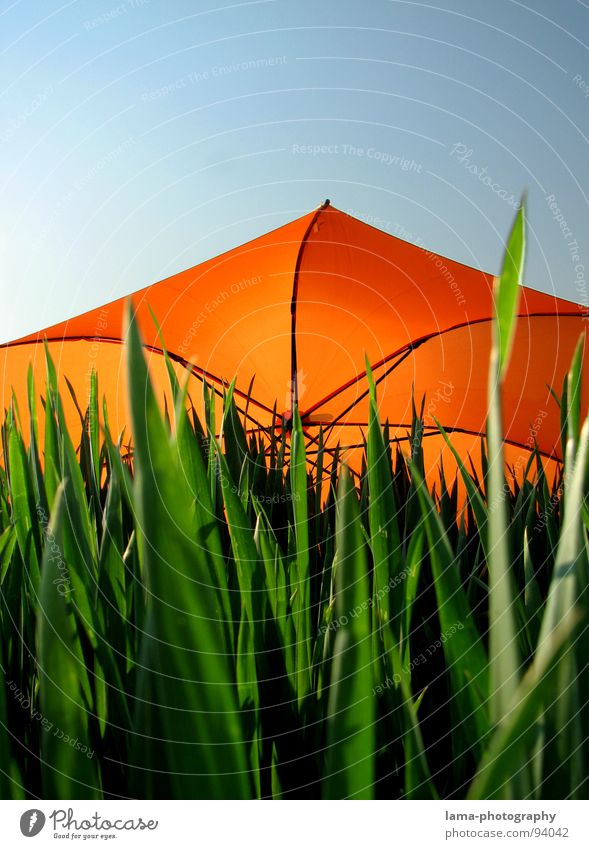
{"left": 0, "top": 207, "right": 587, "bottom": 799}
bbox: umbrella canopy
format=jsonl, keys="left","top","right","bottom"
{"left": 1, "top": 201, "right": 585, "bottom": 487}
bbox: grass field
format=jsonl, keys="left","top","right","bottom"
{"left": 1, "top": 208, "right": 588, "bottom": 799}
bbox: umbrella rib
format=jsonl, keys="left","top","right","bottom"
{"left": 1, "top": 334, "right": 273, "bottom": 413}
{"left": 314, "top": 345, "right": 417, "bottom": 441}
{"left": 304, "top": 424, "right": 561, "bottom": 464}
{"left": 289, "top": 200, "right": 330, "bottom": 413}
{"left": 0, "top": 334, "right": 274, "bottom": 434}
{"left": 301, "top": 310, "right": 584, "bottom": 418}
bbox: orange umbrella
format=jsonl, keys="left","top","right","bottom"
{"left": 1, "top": 201, "right": 585, "bottom": 489}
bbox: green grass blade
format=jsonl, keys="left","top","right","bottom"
{"left": 366, "top": 358, "right": 401, "bottom": 629}
{"left": 487, "top": 205, "right": 525, "bottom": 731}
{"left": 290, "top": 406, "right": 312, "bottom": 705}
{"left": 323, "top": 467, "right": 375, "bottom": 799}
{"left": 468, "top": 609, "right": 581, "bottom": 799}
{"left": 125, "top": 303, "right": 252, "bottom": 799}
{"left": 495, "top": 202, "right": 525, "bottom": 376}
{"left": 37, "top": 483, "right": 101, "bottom": 798}
{"left": 412, "top": 464, "right": 490, "bottom": 758}
{"left": 534, "top": 414, "right": 589, "bottom": 797}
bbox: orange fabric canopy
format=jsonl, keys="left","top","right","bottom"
{"left": 1, "top": 201, "right": 585, "bottom": 491}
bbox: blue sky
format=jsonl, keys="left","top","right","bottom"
{"left": 1, "top": 0, "right": 588, "bottom": 341}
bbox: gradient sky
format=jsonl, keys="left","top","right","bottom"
{"left": 1, "top": 0, "right": 588, "bottom": 342}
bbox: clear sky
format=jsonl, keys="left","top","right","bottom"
{"left": 1, "top": 0, "right": 588, "bottom": 342}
